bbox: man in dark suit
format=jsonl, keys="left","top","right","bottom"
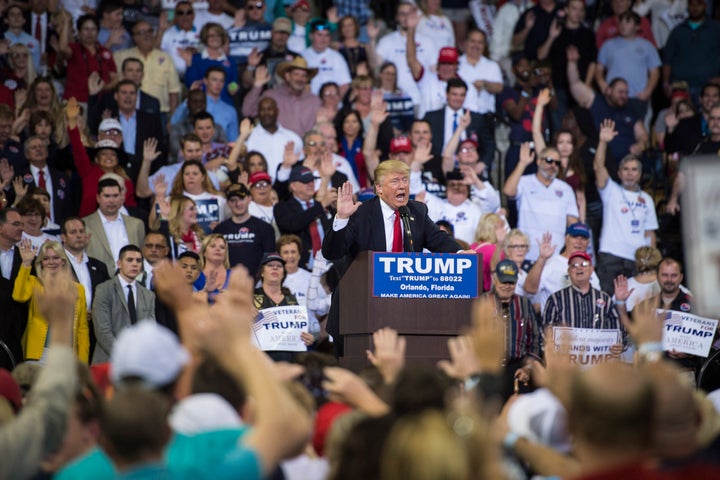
{"left": 95, "top": 80, "right": 166, "bottom": 184}
{"left": 23, "top": 0, "right": 60, "bottom": 73}
{"left": 321, "top": 160, "right": 462, "bottom": 351}
{"left": 7, "top": 136, "right": 74, "bottom": 225}
{"left": 91, "top": 244, "right": 155, "bottom": 364}
{"left": 274, "top": 166, "right": 335, "bottom": 270}
{"left": 88, "top": 57, "right": 162, "bottom": 134}
{"left": 0, "top": 209, "right": 29, "bottom": 369}
{"left": 423, "top": 78, "right": 495, "bottom": 176}
{"left": 61, "top": 216, "right": 110, "bottom": 362}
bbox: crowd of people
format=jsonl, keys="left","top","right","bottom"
{"left": 1, "top": 0, "right": 720, "bottom": 478}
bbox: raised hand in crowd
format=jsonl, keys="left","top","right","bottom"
{"left": 366, "top": 327, "right": 406, "bottom": 384}
{"left": 323, "top": 366, "right": 390, "bottom": 416}
{"left": 437, "top": 335, "right": 480, "bottom": 381}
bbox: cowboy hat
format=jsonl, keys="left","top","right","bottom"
{"left": 276, "top": 56, "right": 318, "bottom": 80}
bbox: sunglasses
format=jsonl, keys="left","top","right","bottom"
{"left": 507, "top": 244, "right": 529, "bottom": 250}
{"left": 570, "top": 261, "right": 591, "bottom": 268}
{"left": 308, "top": 140, "right": 326, "bottom": 147}
{"left": 247, "top": 2, "right": 264, "bottom": 9}
{"left": 176, "top": 9, "right": 194, "bottom": 15}
{"left": 543, "top": 157, "right": 562, "bottom": 166}
{"left": 311, "top": 22, "right": 330, "bottom": 31}
{"left": 252, "top": 181, "right": 270, "bottom": 188}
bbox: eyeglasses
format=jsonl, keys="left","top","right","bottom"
{"left": 459, "top": 147, "right": 475, "bottom": 153}
{"left": 252, "top": 181, "right": 270, "bottom": 188}
{"left": 543, "top": 157, "right": 562, "bottom": 166}
{"left": 133, "top": 28, "right": 154, "bottom": 36}
{"left": 23, "top": 212, "right": 42, "bottom": 218}
{"left": 323, "top": 90, "right": 339, "bottom": 96}
{"left": 144, "top": 243, "right": 167, "bottom": 250}
{"left": 507, "top": 244, "right": 528, "bottom": 250}
{"left": 307, "top": 140, "right": 326, "bottom": 147}
{"left": 176, "top": 9, "right": 194, "bottom": 15}
{"left": 247, "top": 2, "right": 264, "bottom": 9}
{"left": 570, "top": 261, "right": 591, "bottom": 269}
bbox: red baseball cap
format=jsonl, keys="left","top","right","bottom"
{"left": 390, "top": 136, "right": 413, "bottom": 154}
{"left": 567, "top": 251, "right": 591, "bottom": 265}
{"left": 249, "top": 171, "right": 272, "bottom": 187}
{"left": 438, "top": 47, "right": 459, "bottom": 64}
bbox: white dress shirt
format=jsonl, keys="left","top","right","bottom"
{"left": 99, "top": 212, "right": 129, "bottom": 266}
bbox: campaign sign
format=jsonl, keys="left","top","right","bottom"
{"left": 251, "top": 305, "right": 309, "bottom": 352}
{"left": 553, "top": 327, "right": 622, "bottom": 368}
{"left": 660, "top": 310, "right": 718, "bottom": 357}
{"left": 228, "top": 24, "right": 272, "bottom": 64}
{"left": 195, "top": 198, "right": 220, "bottom": 233}
{"left": 372, "top": 252, "right": 479, "bottom": 299}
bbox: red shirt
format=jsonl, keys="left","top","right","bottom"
{"left": 596, "top": 16, "right": 657, "bottom": 50}
{"left": 62, "top": 42, "right": 116, "bottom": 102}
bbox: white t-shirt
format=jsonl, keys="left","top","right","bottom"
{"left": 245, "top": 124, "right": 303, "bottom": 181}
{"left": 598, "top": 180, "right": 658, "bottom": 261}
{"left": 457, "top": 54, "right": 503, "bottom": 114}
{"left": 287, "top": 24, "right": 307, "bottom": 54}
{"left": 416, "top": 14, "right": 455, "bottom": 54}
{"left": 515, "top": 175, "right": 579, "bottom": 261}
{"left": 161, "top": 25, "right": 200, "bottom": 77}
{"left": 301, "top": 47, "right": 352, "bottom": 95}
{"left": 193, "top": 10, "right": 234, "bottom": 30}
{"left": 534, "top": 253, "right": 602, "bottom": 313}
{"left": 184, "top": 190, "right": 228, "bottom": 224}
{"left": 377, "top": 30, "right": 438, "bottom": 106}
{"left": 284, "top": 268, "right": 322, "bottom": 334}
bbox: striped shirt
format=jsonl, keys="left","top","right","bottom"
{"left": 487, "top": 292, "right": 543, "bottom": 363}
{"left": 543, "top": 286, "right": 625, "bottom": 341}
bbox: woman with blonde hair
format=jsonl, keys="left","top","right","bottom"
{"left": 12, "top": 240, "right": 89, "bottom": 363}
{"left": 620, "top": 246, "right": 664, "bottom": 312}
{"left": 3, "top": 43, "right": 37, "bottom": 92}
{"left": 193, "top": 233, "right": 231, "bottom": 303}
{"left": 168, "top": 160, "right": 227, "bottom": 232}
{"left": 159, "top": 195, "right": 206, "bottom": 258}
{"left": 471, "top": 212, "right": 508, "bottom": 291}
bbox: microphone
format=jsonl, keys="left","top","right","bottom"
{"left": 398, "top": 206, "right": 414, "bottom": 252}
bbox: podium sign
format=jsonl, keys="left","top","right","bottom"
{"left": 372, "top": 252, "right": 479, "bottom": 298}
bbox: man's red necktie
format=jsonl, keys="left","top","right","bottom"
{"left": 392, "top": 210, "right": 403, "bottom": 252}
{"left": 37, "top": 170, "right": 46, "bottom": 190}
{"left": 34, "top": 15, "right": 42, "bottom": 45}
{"left": 306, "top": 202, "right": 322, "bottom": 256}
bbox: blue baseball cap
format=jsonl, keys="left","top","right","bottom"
{"left": 566, "top": 222, "right": 590, "bottom": 238}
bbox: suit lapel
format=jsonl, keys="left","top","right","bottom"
{"left": 114, "top": 277, "right": 130, "bottom": 315}
{"left": 371, "top": 197, "right": 386, "bottom": 251}
{"left": 90, "top": 213, "right": 113, "bottom": 260}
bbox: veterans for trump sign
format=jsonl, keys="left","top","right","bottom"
{"left": 251, "top": 305, "right": 309, "bottom": 352}
{"left": 660, "top": 310, "right": 718, "bottom": 357}
{"left": 552, "top": 327, "right": 622, "bottom": 367}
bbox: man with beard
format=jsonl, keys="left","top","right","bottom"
{"left": 567, "top": 45, "right": 648, "bottom": 162}
{"left": 593, "top": 119, "right": 658, "bottom": 295}
{"left": 654, "top": 258, "right": 702, "bottom": 376}
{"left": 503, "top": 142, "right": 578, "bottom": 262}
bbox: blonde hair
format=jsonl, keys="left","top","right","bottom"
{"left": 380, "top": 411, "right": 469, "bottom": 480}
{"left": 634, "top": 246, "right": 662, "bottom": 273}
{"left": 168, "top": 196, "right": 205, "bottom": 244}
{"left": 374, "top": 160, "right": 410, "bottom": 187}
{"left": 9, "top": 44, "right": 37, "bottom": 87}
{"left": 504, "top": 229, "right": 529, "bottom": 255}
{"left": 200, "top": 233, "right": 230, "bottom": 269}
{"left": 473, "top": 213, "right": 503, "bottom": 244}
{"left": 34, "top": 241, "right": 69, "bottom": 280}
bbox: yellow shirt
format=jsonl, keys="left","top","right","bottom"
{"left": 114, "top": 47, "right": 181, "bottom": 113}
{"left": 12, "top": 266, "right": 89, "bottom": 363}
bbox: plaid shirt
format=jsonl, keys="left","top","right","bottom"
{"left": 487, "top": 292, "right": 543, "bottom": 364}
{"left": 334, "top": 0, "right": 371, "bottom": 25}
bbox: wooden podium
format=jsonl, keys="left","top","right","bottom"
{"left": 338, "top": 251, "right": 482, "bottom": 371}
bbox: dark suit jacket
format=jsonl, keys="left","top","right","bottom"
{"left": 322, "top": 197, "right": 461, "bottom": 265}
{"left": 274, "top": 198, "right": 334, "bottom": 270}
{"left": 424, "top": 108, "right": 493, "bottom": 172}
{"left": 9, "top": 165, "right": 74, "bottom": 224}
{"left": 0, "top": 246, "right": 29, "bottom": 369}
{"left": 69, "top": 256, "right": 111, "bottom": 301}
{"left": 88, "top": 91, "right": 162, "bottom": 134}
{"left": 91, "top": 276, "right": 156, "bottom": 364}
